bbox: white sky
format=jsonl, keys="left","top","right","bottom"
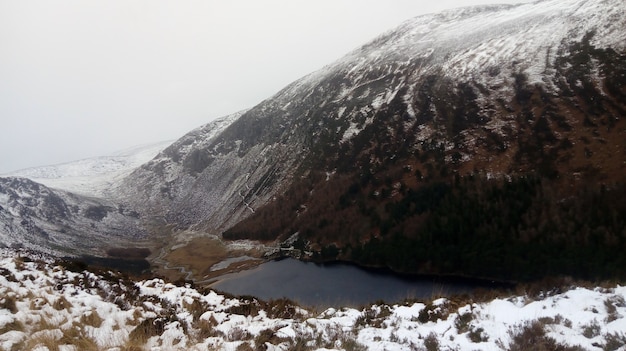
{"left": 0, "top": 0, "right": 531, "bottom": 173}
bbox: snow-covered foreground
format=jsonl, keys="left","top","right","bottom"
{"left": 1, "top": 250, "right": 625, "bottom": 351}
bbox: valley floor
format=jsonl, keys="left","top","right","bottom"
{"left": 1, "top": 249, "right": 625, "bottom": 351}
{"left": 148, "top": 232, "right": 269, "bottom": 284}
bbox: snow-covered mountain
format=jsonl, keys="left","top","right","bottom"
{"left": 116, "top": 110, "right": 251, "bottom": 230}
{"left": 5, "top": 141, "right": 172, "bottom": 198}
{"left": 0, "top": 177, "right": 146, "bottom": 257}
{"left": 117, "top": 0, "right": 625, "bottom": 272}
{"left": 0, "top": 0, "right": 624, "bottom": 281}
{"left": 0, "top": 141, "right": 175, "bottom": 257}
{"left": 0, "top": 113, "right": 242, "bottom": 257}
{"left": 1, "top": 249, "right": 626, "bottom": 351}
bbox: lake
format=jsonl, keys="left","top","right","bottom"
{"left": 211, "top": 258, "right": 498, "bottom": 308}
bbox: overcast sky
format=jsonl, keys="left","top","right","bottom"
{"left": 0, "top": 0, "right": 532, "bottom": 173}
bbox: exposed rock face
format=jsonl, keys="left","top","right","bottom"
{"left": 115, "top": 110, "right": 287, "bottom": 231}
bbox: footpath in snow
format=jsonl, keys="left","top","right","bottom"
{"left": 0, "top": 249, "right": 625, "bottom": 351}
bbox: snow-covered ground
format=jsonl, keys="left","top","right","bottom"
{"left": 3, "top": 141, "right": 172, "bottom": 198}
{"left": 1, "top": 249, "right": 625, "bottom": 351}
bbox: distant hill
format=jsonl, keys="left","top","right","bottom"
{"left": 5, "top": 140, "right": 172, "bottom": 198}
{"left": 0, "top": 176, "right": 146, "bottom": 256}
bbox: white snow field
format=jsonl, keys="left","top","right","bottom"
{"left": 1, "top": 249, "right": 625, "bottom": 351}
{"left": 4, "top": 141, "right": 173, "bottom": 198}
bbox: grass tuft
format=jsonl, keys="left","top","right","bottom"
{"left": 354, "top": 305, "right": 392, "bottom": 329}
{"left": 265, "top": 298, "right": 304, "bottom": 320}
{"left": 227, "top": 326, "right": 252, "bottom": 341}
{"left": 128, "top": 318, "right": 165, "bottom": 344}
{"left": 603, "top": 332, "right": 626, "bottom": 351}
{"left": 193, "top": 316, "right": 223, "bottom": 341}
{"left": 59, "top": 325, "right": 99, "bottom": 351}
{"left": 341, "top": 338, "right": 368, "bottom": 351}
{"left": 604, "top": 295, "right": 625, "bottom": 323}
{"left": 581, "top": 319, "right": 601, "bottom": 339}
{"left": 25, "top": 331, "right": 61, "bottom": 351}
{"left": 507, "top": 320, "right": 585, "bottom": 351}
{"left": 0, "top": 294, "right": 18, "bottom": 314}
{"left": 53, "top": 295, "right": 73, "bottom": 311}
{"left": 236, "top": 342, "right": 254, "bottom": 351}
{"left": 80, "top": 310, "right": 104, "bottom": 328}
{"left": 225, "top": 298, "right": 262, "bottom": 317}
{"left": 417, "top": 301, "right": 451, "bottom": 324}
{"left": 0, "top": 319, "right": 25, "bottom": 335}
{"left": 454, "top": 312, "right": 473, "bottom": 333}
{"left": 423, "top": 332, "right": 440, "bottom": 351}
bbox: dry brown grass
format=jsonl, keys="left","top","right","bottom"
{"left": 53, "top": 295, "right": 73, "bottom": 311}
{"left": 506, "top": 320, "right": 585, "bottom": 351}
{"left": 0, "top": 293, "right": 18, "bottom": 314}
{"left": 416, "top": 301, "right": 452, "bottom": 324}
{"left": 128, "top": 318, "right": 165, "bottom": 345}
{"left": 0, "top": 319, "right": 24, "bottom": 335}
{"left": 24, "top": 331, "right": 61, "bottom": 351}
{"left": 227, "top": 326, "right": 252, "bottom": 342}
{"left": 29, "top": 296, "right": 50, "bottom": 311}
{"left": 236, "top": 342, "right": 254, "bottom": 351}
{"left": 193, "top": 317, "right": 222, "bottom": 341}
{"left": 183, "top": 297, "right": 208, "bottom": 322}
{"left": 355, "top": 305, "right": 392, "bottom": 329}
{"left": 126, "top": 308, "right": 143, "bottom": 326}
{"left": 160, "top": 236, "right": 229, "bottom": 280}
{"left": 80, "top": 310, "right": 104, "bottom": 328}
{"left": 59, "top": 324, "right": 100, "bottom": 351}
{"left": 34, "top": 315, "right": 57, "bottom": 332}
{"left": 254, "top": 328, "right": 290, "bottom": 349}
{"left": 265, "top": 298, "right": 305, "bottom": 320}
{"left": 121, "top": 339, "right": 146, "bottom": 351}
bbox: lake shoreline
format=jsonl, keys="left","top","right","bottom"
{"left": 267, "top": 248, "right": 518, "bottom": 290}
{"left": 209, "top": 257, "right": 513, "bottom": 309}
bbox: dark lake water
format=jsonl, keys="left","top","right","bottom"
{"left": 211, "top": 258, "right": 495, "bottom": 308}
{"left": 67, "top": 255, "right": 151, "bottom": 276}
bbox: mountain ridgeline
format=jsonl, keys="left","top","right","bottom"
{"left": 116, "top": 0, "right": 626, "bottom": 282}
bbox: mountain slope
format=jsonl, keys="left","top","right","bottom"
{"left": 121, "top": 0, "right": 625, "bottom": 281}
{"left": 0, "top": 177, "right": 146, "bottom": 257}
{"left": 0, "top": 142, "right": 174, "bottom": 257}
{"left": 117, "top": 110, "right": 261, "bottom": 230}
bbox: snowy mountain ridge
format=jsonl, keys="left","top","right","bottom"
{"left": 1, "top": 249, "right": 626, "bottom": 351}
{"left": 116, "top": 0, "right": 625, "bottom": 239}
{"left": 286, "top": 0, "right": 625, "bottom": 145}
{"left": 4, "top": 140, "right": 173, "bottom": 198}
